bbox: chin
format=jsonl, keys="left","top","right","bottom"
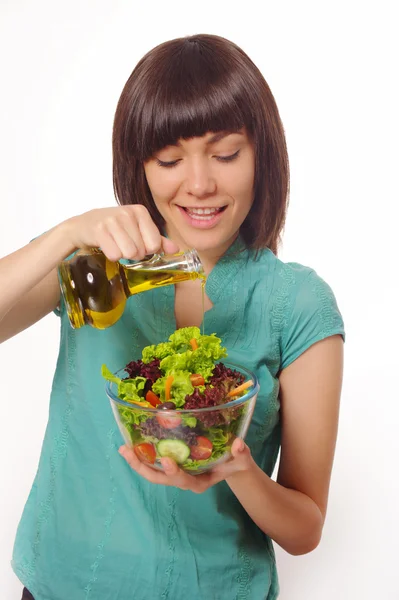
{"left": 183, "top": 232, "right": 234, "bottom": 255}
{"left": 166, "top": 215, "right": 237, "bottom": 252}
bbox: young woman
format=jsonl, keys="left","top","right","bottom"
{"left": 1, "top": 34, "right": 344, "bottom": 600}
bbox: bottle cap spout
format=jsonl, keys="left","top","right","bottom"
{"left": 185, "top": 249, "right": 204, "bottom": 275}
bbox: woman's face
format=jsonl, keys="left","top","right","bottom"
{"left": 143, "top": 129, "right": 255, "bottom": 258}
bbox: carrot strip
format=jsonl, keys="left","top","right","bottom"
{"left": 165, "top": 375, "right": 174, "bottom": 401}
{"left": 190, "top": 338, "right": 198, "bottom": 351}
{"left": 126, "top": 399, "right": 152, "bottom": 408}
{"left": 227, "top": 380, "right": 254, "bottom": 397}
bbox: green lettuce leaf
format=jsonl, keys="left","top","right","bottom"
{"left": 168, "top": 326, "right": 201, "bottom": 349}
{"left": 118, "top": 406, "right": 149, "bottom": 429}
{"left": 208, "top": 427, "right": 231, "bottom": 449}
{"left": 198, "top": 335, "right": 228, "bottom": 361}
{"left": 118, "top": 377, "right": 147, "bottom": 402}
{"left": 101, "top": 364, "right": 121, "bottom": 385}
{"left": 188, "top": 349, "right": 218, "bottom": 380}
{"left": 159, "top": 333, "right": 227, "bottom": 381}
{"left": 141, "top": 327, "right": 227, "bottom": 383}
{"left": 160, "top": 351, "right": 191, "bottom": 373}
{"left": 142, "top": 342, "right": 172, "bottom": 363}
{"left": 181, "top": 415, "right": 197, "bottom": 428}
{"left": 101, "top": 364, "right": 147, "bottom": 403}
{"left": 152, "top": 370, "right": 194, "bottom": 408}
{"left": 190, "top": 332, "right": 227, "bottom": 380}
{"left": 152, "top": 375, "right": 166, "bottom": 400}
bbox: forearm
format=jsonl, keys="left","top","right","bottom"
{"left": 0, "top": 221, "right": 75, "bottom": 321}
{"left": 226, "top": 462, "right": 324, "bottom": 555}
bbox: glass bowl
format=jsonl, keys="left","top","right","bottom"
{"left": 105, "top": 362, "right": 259, "bottom": 475}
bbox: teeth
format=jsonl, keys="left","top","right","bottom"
{"left": 186, "top": 207, "right": 220, "bottom": 216}
{"left": 188, "top": 207, "right": 218, "bottom": 215}
{"left": 188, "top": 214, "right": 215, "bottom": 220}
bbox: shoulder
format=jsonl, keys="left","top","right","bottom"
{"left": 276, "top": 259, "right": 342, "bottom": 320}
{"left": 243, "top": 249, "right": 318, "bottom": 291}
{"left": 249, "top": 251, "right": 345, "bottom": 370}
{"left": 250, "top": 250, "right": 336, "bottom": 298}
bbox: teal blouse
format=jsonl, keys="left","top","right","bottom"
{"left": 12, "top": 242, "right": 345, "bottom": 600}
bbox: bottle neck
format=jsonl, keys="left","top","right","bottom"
{"left": 121, "top": 249, "right": 205, "bottom": 297}
{"left": 125, "top": 249, "right": 204, "bottom": 275}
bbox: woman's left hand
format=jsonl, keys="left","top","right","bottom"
{"left": 119, "top": 437, "right": 255, "bottom": 493}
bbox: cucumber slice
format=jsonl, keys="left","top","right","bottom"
{"left": 157, "top": 439, "right": 190, "bottom": 465}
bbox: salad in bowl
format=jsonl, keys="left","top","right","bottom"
{"left": 102, "top": 327, "right": 259, "bottom": 474}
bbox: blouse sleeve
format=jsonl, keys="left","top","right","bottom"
{"left": 280, "top": 269, "right": 345, "bottom": 370}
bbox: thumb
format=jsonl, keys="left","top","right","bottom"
{"left": 231, "top": 437, "right": 247, "bottom": 458}
{"left": 161, "top": 236, "right": 180, "bottom": 255}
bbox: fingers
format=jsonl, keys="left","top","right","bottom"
{"left": 231, "top": 437, "right": 247, "bottom": 456}
{"left": 210, "top": 439, "right": 254, "bottom": 479}
{"left": 133, "top": 207, "right": 165, "bottom": 255}
{"left": 160, "top": 457, "right": 180, "bottom": 476}
{"left": 160, "top": 458, "right": 215, "bottom": 493}
{"left": 117, "top": 206, "right": 181, "bottom": 259}
{"left": 91, "top": 222, "right": 126, "bottom": 263}
{"left": 109, "top": 206, "right": 157, "bottom": 260}
{"left": 161, "top": 236, "right": 180, "bottom": 255}
{"left": 105, "top": 206, "right": 179, "bottom": 261}
{"left": 119, "top": 445, "right": 172, "bottom": 485}
{"left": 71, "top": 205, "right": 181, "bottom": 262}
{"left": 104, "top": 220, "right": 143, "bottom": 261}
{"left": 119, "top": 445, "right": 214, "bottom": 493}
{"left": 119, "top": 438, "right": 255, "bottom": 493}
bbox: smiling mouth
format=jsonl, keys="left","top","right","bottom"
{"left": 179, "top": 206, "right": 227, "bottom": 220}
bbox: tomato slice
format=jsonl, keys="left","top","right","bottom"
{"left": 134, "top": 443, "right": 156, "bottom": 464}
{"left": 146, "top": 390, "right": 161, "bottom": 407}
{"left": 190, "top": 436, "right": 213, "bottom": 460}
{"left": 190, "top": 373, "right": 205, "bottom": 387}
{"left": 156, "top": 413, "right": 182, "bottom": 430}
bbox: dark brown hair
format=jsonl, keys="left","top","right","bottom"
{"left": 112, "top": 34, "right": 289, "bottom": 254}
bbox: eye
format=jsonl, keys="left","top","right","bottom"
{"left": 215, "top": 150, "right": 240, "bottom": 163}
{"left": 156, "top": 158, "right": 181, "bottom": 168}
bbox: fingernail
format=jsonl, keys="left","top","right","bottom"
{"left": 119, "top": 446, "right": 127, "bottom": 457}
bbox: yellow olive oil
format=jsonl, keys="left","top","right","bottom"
{"left": 59, "top": 248, "right": 205, "bottom": 330}
{"left": 201, "top": 279, "right": 206, "bottom": 336}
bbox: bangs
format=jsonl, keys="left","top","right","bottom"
{"left": 137, "top": 88, "right": 248, "bottom": 160}
{"left": 121, "top": 39, "right": 256, "bottom": 160}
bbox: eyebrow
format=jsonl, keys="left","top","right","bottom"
{"left": 205, "top": 130, "right": 243, "bottom": 145}
{"left": 174, "top": 130, "right": 243, "bottom": 148}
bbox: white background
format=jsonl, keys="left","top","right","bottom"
{"left": 0, "top": 1, "right": 397, "bottom": 599}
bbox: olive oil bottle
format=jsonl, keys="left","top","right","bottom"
{"left": 58, "top": 248, "right": 205, "bottom": 329}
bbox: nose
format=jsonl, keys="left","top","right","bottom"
{"left": 184, "top": 159, "right": 217, "bottom": 198}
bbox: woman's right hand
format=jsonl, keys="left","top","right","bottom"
{"left": 0, "top": 204, "right": 179, "bottom": 342}
{"left": 64, "top": 205, "right": 179, "bottom": 261}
